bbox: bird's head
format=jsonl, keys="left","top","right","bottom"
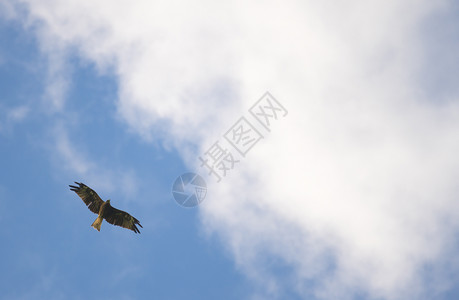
{"left": 106, "top": 199, "right": 111, "bottom": 204}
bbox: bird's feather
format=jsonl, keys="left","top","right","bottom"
{"left": 104, "top": 204, "right": 143, "bottom": 234}
{"left": 69, "top": 182, "right": 104, "bottom": 214}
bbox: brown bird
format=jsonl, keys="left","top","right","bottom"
{"left": 69, "top": 182, "right": 142, "bottom": 233}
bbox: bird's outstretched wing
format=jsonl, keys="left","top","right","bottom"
{"left": 103, "top": 204, "right": 143, "bottom": 234}
{"left": 69, "top": 182, "right": 104, "bottom": 214}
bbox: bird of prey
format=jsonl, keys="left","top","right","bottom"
{"left": 69, "top": 182, "right": 142, "bottom": 234}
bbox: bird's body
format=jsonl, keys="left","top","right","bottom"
{"left": 69, "top": 182, "right": 142, "bottom": 233}
{"left": 91, "top": 199, "right": 109, "bottom": 231}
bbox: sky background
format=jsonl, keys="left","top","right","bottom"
{"left": 1, "top": 1, "right": 459, "bottom": 299}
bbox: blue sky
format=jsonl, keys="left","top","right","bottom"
{"left": 1, "top": 1, "right": 459, "bottom": 300}
{"left": 0, "top": 15, "right": 254, "bottom": 300}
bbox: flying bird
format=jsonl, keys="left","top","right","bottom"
{"left": 69, "top": 182, "right": 142, "bottom": 233}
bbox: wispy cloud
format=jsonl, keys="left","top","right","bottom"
{"left": 8, "top": 105, "right": 29, "bottom": 121}
{"left": 10, "top": 0, "right": 459, "bottom": 299}
{"left": 42, "top": 51, "right": 70, "bottom": 112}
{"left": 0, "top": 104, "right": 30, "bottom": 134}
{"left": 6, "top": 253, "right": 66, "bottom": 300}
{"left": 0, "top": 0, "right": 18, "bottom": 20}
{"left": 51, "top": 125, "right": 139, "bottom": 202}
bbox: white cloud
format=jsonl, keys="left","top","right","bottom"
{"left": 10, "top": 0, "right": 459, "bottom": 299}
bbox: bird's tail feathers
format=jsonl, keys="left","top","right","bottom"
{"left": 91, "top": 216, "right": 103, "bottom": 231}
